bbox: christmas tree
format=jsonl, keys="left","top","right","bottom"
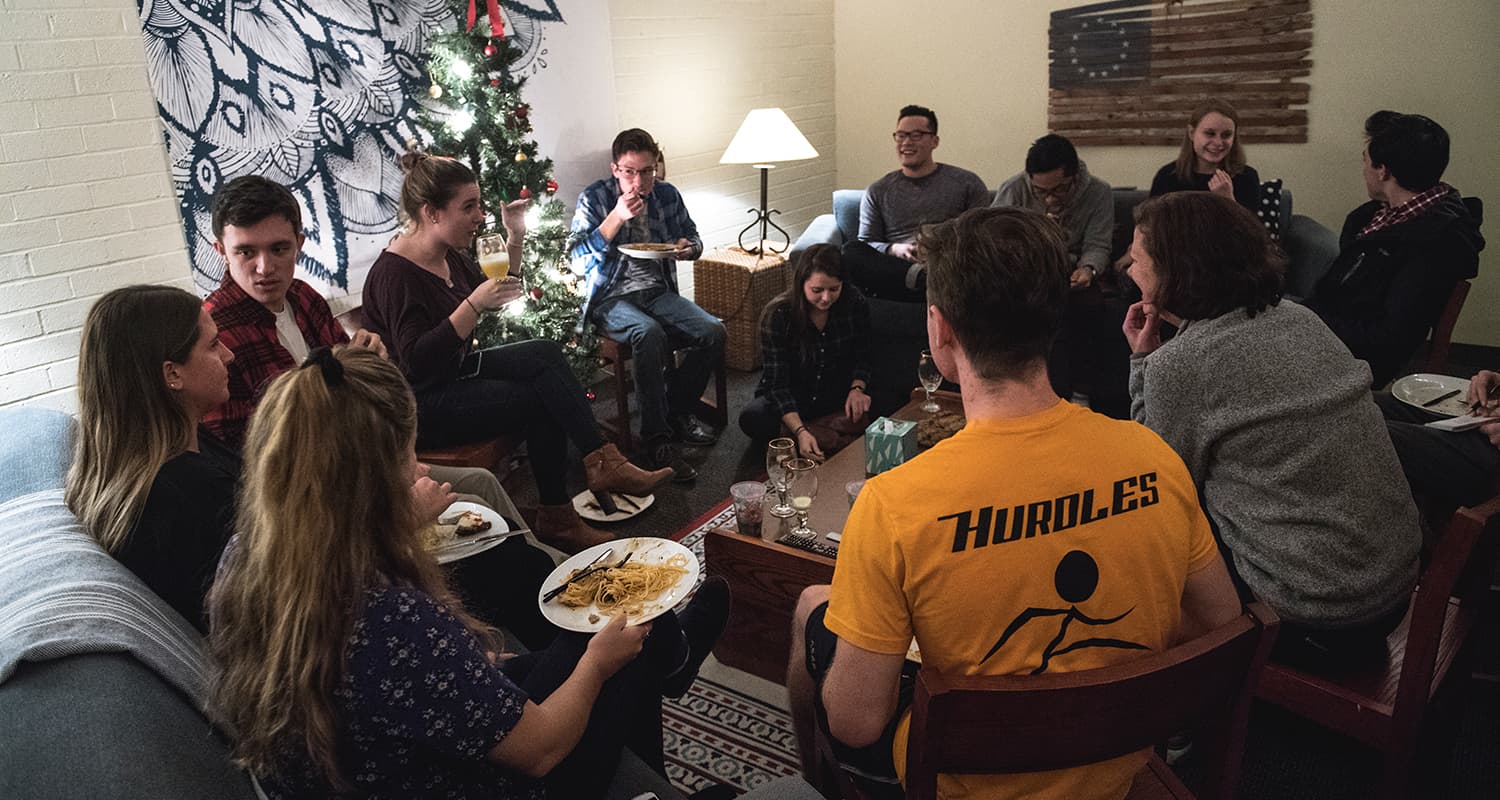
{"left": 415, "top": 2, "right": 598, "bottom": 382}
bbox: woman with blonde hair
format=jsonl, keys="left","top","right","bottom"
{"left": 1148, "top": 98, "right": 1262, "bottom": 212}
{"left": 210, "top": 346, "right": 729, "bottom": 799}
{"left": 66, "top": 284, "right": 238, "bottom": 631}
{"left": 362, "top": 151, "right": 670, "bottom": 553}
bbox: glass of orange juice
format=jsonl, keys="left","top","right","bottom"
{"left": 476, "top": 233, "right": 510, "bottom": 280}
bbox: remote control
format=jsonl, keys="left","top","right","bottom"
{"left": 776, "top": 533, "right": 839, "bottom": 559}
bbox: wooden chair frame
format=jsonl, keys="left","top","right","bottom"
{"left": 597, "top": 334, "right": 729, "bottom": 452}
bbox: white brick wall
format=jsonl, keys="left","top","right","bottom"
{"left": 0, "top": 0, "right": 190, "bottom": 412}
{"left": 606, "top": 0, "right": 837, "bottom": 296}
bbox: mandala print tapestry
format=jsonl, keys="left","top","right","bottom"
{"left": 135, "top": 0, "right": 565, "bottom": 298}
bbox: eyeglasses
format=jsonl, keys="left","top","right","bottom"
{"left": 891, "top": 130, "right": 934, "bottom": 143}
{"left": 1030, "top": 178, "right": 1075, "bottom": 200}
{"left": 615, "top": 165, "right": 656, "bottom": 179}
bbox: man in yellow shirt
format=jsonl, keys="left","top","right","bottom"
{"left": 786, "top": 206, "right": 1242, "bottom": 799}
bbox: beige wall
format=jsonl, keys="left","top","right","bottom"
{"left": 836, "top": 0, "right": 1500, "bottom": 346}
{"left": 608, "top": 0, "right": 836, "bottom": 293}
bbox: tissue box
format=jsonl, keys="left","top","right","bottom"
{"left": 864, "top": 417, "right": 918, "bottom": 475}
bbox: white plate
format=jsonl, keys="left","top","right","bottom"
{"left": 572, "top": 490, "right": 655, "bottom": 523}
{"left": 618, "top": 243, "right": 679, "bottom": 260}
{"left": 429, "top": 501, "right": 515, "bottom": 564}
{"left": 538, "top": 537, "right": 700, "bottom": 632}
{"left": 1391, "top": 373, "right": 1471, "bottom": 418}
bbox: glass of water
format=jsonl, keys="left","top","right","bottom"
{"left": 918, "top": 350, "right": 942, "bottom": 413}
{"left": 766, "top": 437, "right": 797, "bottom": 518}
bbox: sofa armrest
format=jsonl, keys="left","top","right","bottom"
{"left": 790, "top": 213, "right": 844, "bottom": 255}
{"left": 1282, "top": 213, "right": 1340, "bottom": 301}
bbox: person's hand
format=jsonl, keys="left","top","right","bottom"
{"left": 1208, "top": 169, "right": 1234, "bottom": 198}
{"left": 581, "top": 614, "right": 649, "bottom": 679}
{"left": 888, "top": 242, "right": 919, "bottom": 262}
{"left": 795, "top": 427, "right": 825, "bottom": 463}
{"left": 845, "top": 387, "right": 871, "bottom": 423}
{"left": 467, "top": 277, "right": 525, "bottom": 312}
{"left": 1479, "top": 419, "right": 1500, "bottom": 450}
{"left": 1069, "top": 266, "right": 1095, "bottom": 289}
{"left": 1467, "top": 370, "right": 1500, "bottom": 417}
{"left": 671, "top": 238, "right": 693, "bottom": 260}
{"left": 412, "top": 471, "right": 457, "bottom": 525}
{"left": 348, "top": 329, "right": 388, "bottom": 360}
{"left": 612, "top": 191, "right": 646, "bottom": 222}
{"left": 499, "top": 197, "right": 528, "bottom": 239}
{"left": 486, "top": 650, "right": 519, "bottom": 666}
{"left": 1123, "top": 301, "right": 1163, "bottom": 355}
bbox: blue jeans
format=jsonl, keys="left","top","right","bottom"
{"left": 593, "top": 287, "right": 725, "bottom": 441}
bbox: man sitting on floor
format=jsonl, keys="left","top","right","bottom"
{"left": 786, "top": 206, "right": 1241, "bottom": 799}
{"left": 1306, "top": 111, "right": 1484, "bottom": 388}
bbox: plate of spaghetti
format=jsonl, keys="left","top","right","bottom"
{"left": 538, "top": 537, "right": 700, "bottom": 632}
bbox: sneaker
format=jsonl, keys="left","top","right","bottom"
{"left": 648, "top": 440, "right": 698, "bottom": 483}
{"left": 662, "top": 576, "right": 731, "bottom": 698}
{"left": 671, "top": 413, "right": 719, "bottom": 445}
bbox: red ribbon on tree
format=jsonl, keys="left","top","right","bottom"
{"left": 466, "top": 0, "right": 505, "bottom": 38}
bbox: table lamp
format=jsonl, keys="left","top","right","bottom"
{"left": 720, "top": 108, "right": 818, "bottom": 255}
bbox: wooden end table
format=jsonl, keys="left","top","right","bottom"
{"left": 705, "top": 390, "right": 962, "bottom": 685}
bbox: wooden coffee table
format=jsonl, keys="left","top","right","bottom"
{"left": 705, "top": 390, "right": 962, "bottom": 684}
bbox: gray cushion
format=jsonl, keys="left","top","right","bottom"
{"left": 0, "top": 408, "right": 75, "bottom": 504}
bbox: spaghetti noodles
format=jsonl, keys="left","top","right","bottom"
{"left": 556, "top": 553, "right": 690, "bottom": 617}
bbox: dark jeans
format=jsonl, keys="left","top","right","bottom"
{"left": 738, "top": 393, "right": 843, "bottom": 441}
{"left": 503, "top": 612, "right": 688, "bottom": 798}
{"left": 446, "top": 536, "right": 558, "bottom": 651}
{"left": 841, "top": 240, "right": 925, "bottom": 302}
{"left": 804, "top": 602, "right": 919, "bottom": 799}
{"left": 1377, "top": 391, "right": 1498, "bottom": 510}
{"left": 414, "top": 339, "right": 604, "bottom": 505}
{"left": 593, "top": 287, "right": 725, "bottom": 441}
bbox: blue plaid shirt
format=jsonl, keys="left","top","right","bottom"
{"left": 568, "top": 177, "right": 703, "bottom": 328}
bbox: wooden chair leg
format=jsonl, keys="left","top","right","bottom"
{"left": 612, "top": 351, "right": 633, "bottom": 452}
{"left": 712, "top": 363, "right": 729, "bottom": 428}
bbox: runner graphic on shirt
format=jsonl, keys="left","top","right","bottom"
{"left": 981, "top": 549, "right": 1149, "bottom": 673}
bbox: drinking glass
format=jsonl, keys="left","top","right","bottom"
{"left": 476, "top": 232, "right": 511, "bottom": 280}
{"left": 918, "top": 350, "right": 942, "bottom": 413}
{"left": 784, "top": 457, "right": 819, "bottom": 538}
{"left": 766, "top": 437, "right": 797, "bottom": 518}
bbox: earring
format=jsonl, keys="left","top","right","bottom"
{"left": 169, "top": 382, "right": 181, "bottom": 390}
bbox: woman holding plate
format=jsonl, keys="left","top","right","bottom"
{"left": 1123, "top": 192, "right": 1419, "bottom": 672}
{"left": 363, "top": 151, "right": 672, "bottom": 553}
{"left": 210, "top": 346, "right": 729, "bottom": 799}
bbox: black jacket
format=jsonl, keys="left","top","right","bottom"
{"left": 1307, "top": 192, "right": 1484, "bottom": 387}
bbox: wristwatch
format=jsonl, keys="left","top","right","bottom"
{"left": 849, "top": 385, "right": 867, "bottom": 394}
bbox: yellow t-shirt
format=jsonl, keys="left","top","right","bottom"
{"left": 825, "top": 400, "right": 1218, "bottom": 800}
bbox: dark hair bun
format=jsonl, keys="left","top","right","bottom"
{"left": 399, "top": 147, "right": 428, "bottom": 173}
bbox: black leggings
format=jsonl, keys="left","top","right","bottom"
{"left": 414, "top": 340, "right": 604, "bottom": 505}
{"left": 445, "top": 536, "right": 559, "bottom": 651}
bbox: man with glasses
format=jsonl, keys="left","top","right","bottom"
{"left": 993, "top": 133, "right": 1126, "bottom": 416}
{"left": 843, "top": 105, "right": 990, "bottom": 302}
{"left": 570, "top": 128, "right": 725, "bottom": 480}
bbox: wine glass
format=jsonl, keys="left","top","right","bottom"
{"left": 476, "top": 232, "right": 511, "bottom": 280}
{"left": 784, "top": 457, "right": 819, "bottom": 538}
{"left": 918, "top": 350, "right": 942, "bottom": 413}
{"left": 765, "top": 437, "right": 797, "bottom": 519}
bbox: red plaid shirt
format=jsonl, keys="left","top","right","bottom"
{"left": 202, "top": 278, "right": 349, "bottom": 448}
{"left": 1359, "top": 182, "right": 1455, "bottom": 238}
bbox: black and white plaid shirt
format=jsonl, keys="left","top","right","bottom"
{"left": 756, "top": 286, "right": 872, "bottom": 418}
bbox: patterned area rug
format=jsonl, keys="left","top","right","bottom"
{"left": 662, "top": 504, "right": 802, "bottom": 795}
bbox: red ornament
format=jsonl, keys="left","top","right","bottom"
{"left": 586, "top": 389, "right": 596, "bottom": 401}
{"left": 518, "top": 185, "right": 533, "bottom": 200}
{"left": 515, "top": 104, "right": 529, "bottom": 120}
{"left": 545, "top": 179, "right": 558, "bottom": 194}
{"left": 530, "top": 287, "right": 544, "bottom": 301}
{"left": 483, "top": 43, "right": 497, "bottom": 57}
{"left": 490, "top": 79, "right": 499, "bottom": 86}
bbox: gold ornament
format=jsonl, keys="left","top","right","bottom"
{"left": 427, "top": 84, "right": 443, "bottom": 99}
{"left": 515, "top": 150, "right": 528, "bottom": 162}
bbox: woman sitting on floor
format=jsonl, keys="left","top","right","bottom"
{"left": 209, "top": 346, "right": 730, "bottom": 799}
{"left": 362, "top": 150, "right": 670, "bottom": 550}
{"left": 738, "top": 244, "right": 873, "bottom": 460}
{"left": 1148, "top": 98, "right": 1262, "bottom": 212}
{"left": 1123, "top": 191, "right": 1420, "bottom": 671}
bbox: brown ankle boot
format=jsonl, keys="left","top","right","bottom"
{"left": 584, "top": 442, "right": 673, "bottom": 497}
{"left": 534, "top": 503, "right": 614, "bottom": 555}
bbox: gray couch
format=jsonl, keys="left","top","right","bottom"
{"left": 0, "top": 407, "right": 819, "bottom": 800}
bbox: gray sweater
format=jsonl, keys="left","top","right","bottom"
{"left": 993, "top": 160, "right": 1114, "bottom": 272}
{"left": 857, "top": 163, "right": 990, "bottom": 253}
{"left": 1128, "top": 301, "right": 1419, "bottom": 627}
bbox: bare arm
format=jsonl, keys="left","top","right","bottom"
{"left": 1176, "top": 556, "right": 1243, "bottom": 644}
{"left": 820, "top": 638, "right": 906, "bottom": 748}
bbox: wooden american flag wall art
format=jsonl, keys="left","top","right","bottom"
{"left": 1048, "top": 0, "right": 1313, "bottom": 145}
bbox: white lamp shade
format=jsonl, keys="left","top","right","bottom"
{"left": 720, "top": 108, "right": 819, "bottom": 165}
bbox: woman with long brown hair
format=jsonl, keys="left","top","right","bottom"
{"left": 66, "top": 285, "right": 238, "bottom": 631}
{"left": 210, "top": 346, "right": 729, "bottom": 799}
{"left": 1148, "top": 98, "right": 1262, "bottom": 212}
{"left": 362, "top": 150, "right": 670, "bottom": 552}
{"left": 738, "top": 244, "right": 872, "bottom": 460}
